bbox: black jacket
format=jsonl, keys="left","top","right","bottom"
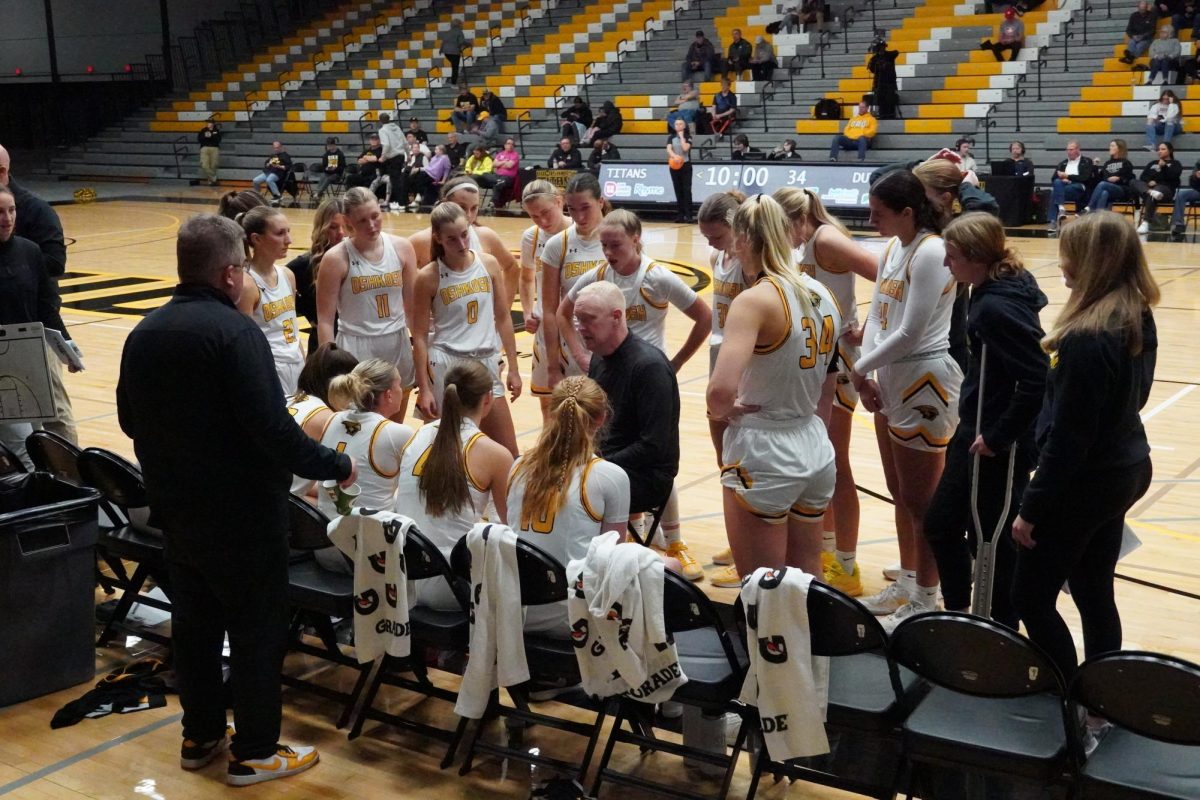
{"left": 197, "top": 126, "right": 222, "bottom": 148}
{"left": 321, "top": 148, "right": 346, "bottom": 176}
{"left": 593, "top": 105, "right": 624, "bottom": 139}
{"left": 1097, "top": 156, "right": 1135, "bottom": 185}
{"left": 482, "top": 94, "right": 507, "bottom": 119}
{"left": 0, "top": 235, "right": 69, "bottom": 337}
{"left": 1188, "top": 159, "right": 1200, "bottom": 191}
{"left": 285, "top": 252, "right": 319, "bottom": 327}
{"left": 1138, "top": 157, "right": 1182, "bottom": 191}
{"left": 263, "top": 151, "right": 292, "bottom": 178}
{"left": 587, "top": 144, "right": 621, "bottom": 174}
{"left": 562, "top": 104, "right": 593, "bottom": 127}
{"left": 961, "top": 271, "right": 1048, "bottom": 454}
{"left": 117, "top": 285, "right": 350, "bottom": 536}
{"left": 1019, "top": 311, "right": 1156, "bottom": 525}
{"left": 1053, "top": 156, "right": 1096, "bottom": 185}
{"left": 9, "top": 180, "right": 66, "bottom": 278}
{"left": 548, "top": 146, "right": 582, "bottom": 169}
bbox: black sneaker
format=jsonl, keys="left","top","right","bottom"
{"left": 181, "top": 724, "right": 233, "bottom": 770}
{"left": 226, "top": 743, "right": 319, "bottom": 786}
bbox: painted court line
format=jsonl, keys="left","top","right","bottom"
{"left": 0, "top": 712, "right": 182, "bottom": 796}
{"left": 1141, "top": 385, "right": 1196, "bottom": 423}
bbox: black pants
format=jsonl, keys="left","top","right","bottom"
{"left": 670, "top": 162, "right": 693, "bottom": 221}
{"left": 1011, "top": 459, "right": 1152, "bottom": 677}
{"left": 382, "top": 158, "right": 406, "bottom": 197}
{"left": 984, "top": 42, "right": 1021, "bottom": 61}
{"left": 622, "top": 466, "right": 674, "bottom": 516}
{"left": 1129, "top": 179, "right": 1175, "bottom": 221}
{"left": 445, "top": 53, "right": 461, "bottom": 84}
{"left": 925, "top": 428, "right": 1031, "bottom": 628}
{"left": 165, "top": 521, "right": 291, "bottom": 761}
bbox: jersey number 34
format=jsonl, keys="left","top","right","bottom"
{"left": 799, "top": 315, "right": 836, "bottom": 370}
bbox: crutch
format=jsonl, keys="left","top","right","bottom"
{"left": 970, "top": 343, "right": 1017, "bottom": 617}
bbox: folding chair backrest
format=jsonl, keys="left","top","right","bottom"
{"left": 26, "top": 430, "right": 83, "bottom": 485}
{"left": 663, "top": 568, "right": 741, "bottom": 669}
{"left": 806, "top": 580, "right": 890, "bottom": 657}
{"left": 449, "top": 530, "right": 567, "bottom": 607}
{"left": 78, "top": 447, "right": 148, "bottom": 510}
{"left": 405, "top": 526, "right": 469, "bottom": 610}
{"left": 0, "top": 441, "right": 27, "bottom": 476}
{"left": 287, "top": 494, "right": 335, "bottom": 551}
{"left": 890, "top": 611, "right": 1063, "bottom": 698}
{"left": 1072, "top": 651, "right": 1200, "bottom": 746}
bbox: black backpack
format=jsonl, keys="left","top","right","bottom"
{"left": 813, "top": 98, "right": 841, "bottom": 120}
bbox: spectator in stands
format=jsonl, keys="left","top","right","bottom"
{"left": 405, "top": 131, "right": 431, "bottom": 159}
{"left": 768, "top": 138, "right": 803, "bottom": 159}
{"left": 780, "top": 6, "right": 801, "bottom": 33}
{"left": 681, "top": 30, "right": 716, "bottom": 81}
{"left": 313, "top": 137, "right": 346, "bottom": 200}
{"left": 444, "top": 131, "right": 467, "bottom": 169}
{"left": 480, "top": 88, "right": 507, "bottom": 132}
{"left": 667, "top": 81, "right": 701, "bottom": 131}
{"left": 378, "top": 113, "right": 406, "bottom": 205}
{"left": 1157, "top": 0, "right": 1187, "bottom": 28}
{"left": 796, "top": 0, "right": 827, "bottom": 31}
{"left": 725, "top": 28, "right": 752, "bottom": 78}
{"left": 1007, "top": 140, "right": 1035, "bottom": 177}
{"left": 346, "top": 133, "right": 383, "bottom": 190}
{"left": 197, "top": 119, "right": 221, "bottom": 186}
{"left": 711, "top": 79, "right": 738, "bottom": 138}
{"left": 1181, "top": 45, "right": 1200, "bottom": 82}
{"left": 1169, "top": 155, "right": 1200, "bottom": 235}
{"left": 750, "top": 35, "right": 778, "bottom": 80}
{"left": 1147, "top": 26, "right": 1182, "bottom": 83}
{"left": 474, "top": 111, "right": 503, "bottom": 149}
{"left": 490, "top": 137, "right": 521, "bottom": 208}
{"left": 404, "top": 144, "right": 452, "bottom": 210}
{"left": 731, "top": 133, "right": 763, "bottom": 160}
{"left": 828, "top": 100, "right": 877, "bottom": 162}
{"left": 1145, "top": 89, "right": 1182, "bottom": 147}
{"left": 1086, "top": 138, "right": 1136, "bottom": 211}
{"left": 252, "top": 141, "right": 292, "bottom": 206}
{"left": 1048, "top": 140, "right": 1095, "bottom": 230}
{"left": 394, "top": 139, "right": 427, "bottom": 210}
{"left": 582, "top": 100, "right": 623, "bottom": 145}
{"left": 587, "top": 138, "right": 621, "bottom": 175}
{"left": 440, "top": 18, "right": 469, "bottom": 85}
{"left": 1174, "top": 0, "right": 1200, "bottom": 36}
{"left": 464, "top": 145, "right": 493, "bottom": 179}
{"left": 451, "top": 83, "right": 479, "bottom": 132}
{"left": 955, "top": 136, "right": 978, "bottom": 173}
{"left": 407, "top": 117, "right": 429, "bottom": 144}
{"left": 548, "top": 137, "right": 582, "bottom": 170}
{"left": 667, "top": 118, "right": 694, "bottom": 223}
{"left": 561, "top": 96, "right": 593, "bottom": 141}
{"left": 1121, "top": 0, "right": 1157, "bottom": 62}
{"left": 979, "top": 7, "right": 1025, "bottom": 61}
{"left": 1130, "top": 141, "right": 1182, "bottom": 231}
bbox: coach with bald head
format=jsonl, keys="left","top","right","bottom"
{"left": 573, "top": 281, "right": 680, "bottom": 515}
{"left": 117, "top": 214, "right": 355, "bottom": 784}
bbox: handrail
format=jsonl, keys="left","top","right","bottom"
{"left": 515, "top": 109, "right": 533, "bottom": 158}
{"left": 582, "top": 61, "right": 596, "bottom": 105}
{"left": 341, "top": 30, "right": 357, "bottom": 56}
{"left": 1081, "top": 2, "right": 1094, "bottom": 44}
{"left": 817, "top": 30, "right": 832, "bottom": 79}
{"left": 842, "top": 6, "right": 857, "bottom": 54}
{"left": 977, "top": 103, "right": 997, "bottom": 162}
{"left": 243, "top": 89, "right": 258, "bottom": 132}
{"left": 372, "top": 10, "right": 391, "bottom": 50}
{"left": 394, "top": 88, "right": 410, "bottom": 115}
{"left": 1012, "top": 84, "right": 1028, "bottom": 132}
{"left": 518, "top": 8, "right": 529, "bottom": 46}
{"left": 643, "top": 17, "right": 655, "bottom": 61}
{"left": 553, "top": 83, "right": 568, "bottom": 112}
{"left": 1034, "top": 45, "right": 1048, "bottom": 100}
{"left": 760, "top": 79, "right": 777, "bottom": 132}
{"left": 1062, "top": 26, "right": 1074, "bottom": 72}
{"left": 492, "top": 28, "right": 504, "bottom": 65}
{"left": 616, "top": 38, "right": 629, "bottom": 82}
{"left": 276, "top": 71, "right": 291, "bottom": 113}
{"left": 313, "top": 60, "right": 331, "bottom": 91}
{"left": 358, "top": 111, "right": 376, "bottom": 149}
{"left": 172, "top": 136, "right": 189, "bottom": 180}
{"left": 428, "top": 67, "right": 442, "bottom": 108}
{"left": 788, "top": 54, "right": 808, "bottom": 105}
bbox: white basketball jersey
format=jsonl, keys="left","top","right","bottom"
{"left": 338, "top": 235, "right": 407, "bottom": 338}
{"left": 468, "top": 225, "right": 484, "bottom": 257}
{"left": 573, "top": 255, "right": 697, "bottom": 354}
{"left": 521, "top": 224, "right": 552, "bottom": 303}
{"left": 287, "top": 391, "right": 329, "bottom": 495}
{"left": 870, "top": 232, "right": 953, "bottom": 355}
{"left": 317, "top": 410, "right": 414, "bottom": 516}
{"left": 711, "top": 249, "right": 747, "bottom": 346}
{"left": 431, "top": 251, "right": 499, "bottom": 356}
{"left": 539, "top": 224, "right": 607, "bottom": 300}
{"left": 795, "top": 224, "right": 858, "bottom": 336}
{"left": 394, "top": 418, "right": 490, "bottom": 556}
{"left": 735, "top": 274, "right": 841, "bottom": 426}
{"left": 251, "top": 265, "right": 303, "bottom": 368}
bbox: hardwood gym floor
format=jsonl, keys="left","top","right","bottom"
{"left": 1, "top": 186, "right": 1196, "bottom": 799}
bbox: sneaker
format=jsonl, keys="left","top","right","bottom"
{"left": 824, "top": 560, "right": 863, "bottom": 597}
{"left": 820, "top": 550, "right": 835, "bottom": 571}
{"left": 408, "top": 201, "right": 420, "bottom": 211}
{"left": 666, "top": 541, "right": 704, "bottom": 581}
{"left": 226, "top": 744, "right": 318, "bottom": 786}
{"left": 659, "top": 700, "right": 683, "bottom": 719}
{"left": 860, "top": 581, "right": 911, "bottom": 616}
{"left": 710, "top": 565, "right": 744, "bottom": 589}
{"left": 389, "top": 202, "right": 401, "bottom": 211}
{"left": 181, "top": 725, "right": 232, "bottom": 769}
{"left": 879, "top": 599, "right": 931, "bottom": 633}
{"left": 882, "top": 562, "right": 901, "bottom": 581}
{"left": 1172, "top": 224, "right": 1186, "bottom": 237}
{"left": 1047, "top": 221, "right": 1057, "bottom": 233}
{"left": 1136, "top": 220, "right": 1150, "bottom": 234}
{"left": 712, "top": 546, "right": 734, "bottom": 566}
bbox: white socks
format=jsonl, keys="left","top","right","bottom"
{"left": 913, "top": 584, "right": 940, "bottom": 609}
{"left": 835, "top": 550, "right": 856, "bottom": 574}
{"left": 821, "top": 530, "right": 836, "bottom": 553}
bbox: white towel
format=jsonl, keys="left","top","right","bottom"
{"left": 567, "top": 532, "right": 687, "bottom": 703}
{"left": 739, "top": 566, "right": 830, "bottom": 761}
{"left": 327, "top": 509, "right": 413, "bottom": 664}
{"left": 454, "top": 522, "right": 529, "bottom": 719}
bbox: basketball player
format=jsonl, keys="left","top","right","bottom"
{"left": 539, "top": 172, "right": 610, "bottom": 388}
{"left": 695, "top": 191, "right": 750, "bottom": 585}
{"left": 411, "top": 203, "right": 522, "bottom": 456}
{"left": 852, "top": 171, "right": 961, "bottom": 629}
{"left": 409, "top": 175, "right": 524, "bottom": 320}
{"left": 519, "top": 180, "right": 570, "bottom": 410}
{"left": 555, "top": 209, "right": 711, "bottom": 581}
{"left": 315, "top": 358, "right": 416, "bottom": 573}
{"left": 775, "top": 186, "right": 879, "bottom": 597}
{"left": 399, "top": 361, "right": 514, "bottom": 611}
{"left": 315, "top": 187, "right": 418, "bottom": 421}
{"left": 508, "top": 376, "right": 630, "bottom": 632}
{"left": 706, "top": 194, "right": 840, "bottom": 579}
{"left": 237, "top": 206, "right": 305, "bottom": 393}
{"left": 287, "top": 343, "right": 359, "bottom": 496}
{"left": 286, "top": 197, "right": 345, "bottom": 353}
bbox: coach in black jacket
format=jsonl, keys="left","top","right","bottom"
{"left": 117, "top": 214, "right": 355, "bottom": 772}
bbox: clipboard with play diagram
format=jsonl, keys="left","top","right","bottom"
{"left": 0, "top": 323, "right": 56, "bottom": 424}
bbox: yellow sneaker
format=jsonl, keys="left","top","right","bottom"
{"left": 713, "top": 546, "right": 734, "bottom": 566}
{"left": 227, "top": 744, "right": 319, "bottom": 786}
{"left": 710, "top": 565, "right": 744, "bottom": 589}
{"left": 824, "top": 559, "right": 863, "bottom": 597}
{"left": 821, "top": 551, "right": 835, "bottom": 571}
{"left": 666, "top": 540, "right": 704, "bottom": 582}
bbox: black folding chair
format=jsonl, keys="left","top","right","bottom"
{"left": 889, "top": 611, "right": 1074, "bottom": 799}
{"left": 346, "top": 527, "right": 471, "bottom": 769}
{"left": 744, "top": 581, "right": 926, "bottom": 799}
{"left": 77, "top": 447, "right": 172, "bottom": 649}
{"left": 282, "top": 495, "right": 372, "bottom": 728}
{"left": 590, "top": 569, "right": 751, "bottom": 800}
{"left": 1070, "top": 650, "right": 1200, "bottom": 799}
{"left": 450, "top": 532, "right": 608, "bottom": 783}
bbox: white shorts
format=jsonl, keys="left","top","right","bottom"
{"left": 876, "top": 351, "right": 963, "bottom": 452}
{"left": 428, "top": 345, "right": 505, "bottom": 398}
{"left": 274, "top": 359, "right": 303, "bottom": 397}
{"left": 337, "top": 329, "right": 417, "bottom": 389}
{"left": 720, "top": 415, "right": 836, "bottom": 523}
{"left": 531, "top": 327, "right": 583, "bottom": 396}
{"left": 832, "top": 342, "right": 860, "bottom": 413}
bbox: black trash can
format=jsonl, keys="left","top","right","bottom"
{"left": 0, "top": 472, "right": 101, "bottom": 707}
